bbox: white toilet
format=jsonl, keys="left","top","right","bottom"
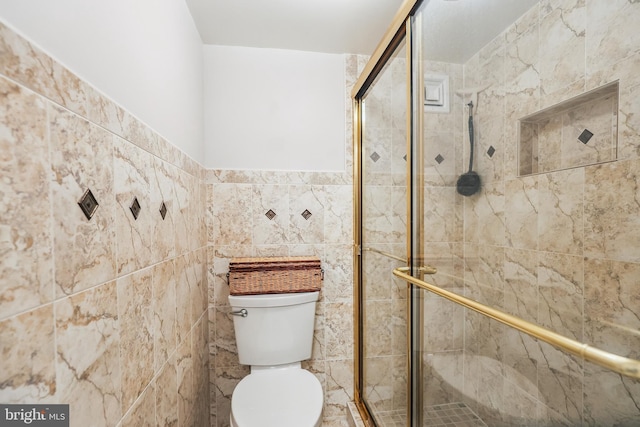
{"left": 228, "top": 291, "right": 324, "bottom": 427}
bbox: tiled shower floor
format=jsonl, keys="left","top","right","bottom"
{"left": 375, "top": 402, "right": 487, "bottom": 427}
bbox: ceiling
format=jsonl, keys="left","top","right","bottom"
{"left": 185, "top": 0, "right": 405, "bottom": 54}
{"left": 185, "top": 0, "right": 539, "bottom": 61}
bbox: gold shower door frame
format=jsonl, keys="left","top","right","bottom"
{"left": 352, "top": 0, "right": 424, "bottom": 425}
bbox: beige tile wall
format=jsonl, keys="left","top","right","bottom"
{"left": 205, "top": 54, "right": 362, "bottom": 427}
{"left": 0, "top": 21, "right": 209, "bottom": 427}
{"left": 417, "top": 0, "right": 640, "bottom": 425}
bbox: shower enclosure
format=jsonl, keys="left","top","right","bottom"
{"left": 353, "top": 1, "right": 640, "bottom": 426}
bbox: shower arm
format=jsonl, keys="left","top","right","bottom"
{"left": 393, "top": 267, "right": 640, "bottom": 380}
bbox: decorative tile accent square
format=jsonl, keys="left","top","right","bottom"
{"left": 159, "top": 201, "right": 167, "bottom": 220}
{"left": 487, "top": 145, "right": 496, "bottom": 158}
{"left": 130, "top": 197, "right": 141, "bottom": 220}
{"left": 435, "top": 154, "right": 445, "bottom": 164}
{"left": 301, "top": 209, "right": 312, "bottom": 220}
{"left": 78, "top": 188, "right": 99, "bottom": 221}
{"left": 578, "top": 128, "right": 594, "bottom": 144}
{"left": 370, "top": 151, "right": 381, "bottom": 162}
{"left": 265, "top": 209, "right": 276, "bottom": 220}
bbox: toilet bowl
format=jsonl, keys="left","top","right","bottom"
{"left": 230, "top": 363, "right": 323, "bottom": 427}
{"left": 228, "top": 291, "right": 324, "bottom": 427}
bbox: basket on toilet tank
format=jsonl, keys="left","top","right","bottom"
{"left": 228, "top": 256, "right": 323, "bottom": 295}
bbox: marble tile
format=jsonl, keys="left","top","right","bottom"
{"left": 252, "top": 185, "right": 289, "bottom": 245}
{"left": 505, "top": 176, "right": 538, "bottom": 250}
{"left": 501, "top": 379, "right": 540, "bottom": 426}
{"left": 85, "top": 85, "right": 127, "bottom": 138}
{"left": 364, "top": 127, "right": 392, "bottom": 180}
{"left": 506, "top": 3, "right": 540, "bottom": 44}
{"left": 586, "top": 0, "right": 640, "bottom": 74}
{"left": 214, "top": 365, "right": 250, "bottom": 427}
{"left": 117, "top": 269, "right": 154, "bottom": 413}
{"left": 364, "top": 300, "right": 393, "bottom": 357}
{"left": 121, "top": 381, "right": 155, "bottom": 427}
{"left": 423, "top": 131, "right": 457, "bottom": 187}
{"left": 174, "top": 253, "right": 193, "bottom": 345}
{"left": 363, "top": 356, "right": 393, "bottom": 411}
{"left": 584, "top": 258, "right": 640, "bottom": 357}
{"left": 584, "top": 158, "right": 640, "bottom": 263}
{"left": 536, "top": 343, "right": 583, "bottom": 425}
{"left": 325, "top": 359, "right": 354, "bottom": 419}
{"left": 173, "top": 168, "right": 197, "bottom": 256}
{"left": 502, "top": 329, "right": 540, "bottom": 399}
{"left": 214, "top": 305, "right": 239, "bottom": 368}
{"left": 322, "top": 244, "right": 354, "bottom": 303}
{"left": 289, "top": 185, "right": 325, "bottom": 244}
{"left": 560, "top": 94, "right": 617, "bottom": 170}
{"left": 475, "top": 116, "right": 505, "bottom": 184}
{"left": 504, "top": 248, "right": 538, "bottom": 322}
{"left": 421, "top": 243, "right": 463, "bottom": 291}
{"left": 362, "top": 245, "right": 397, "bottom": 301}
{"left": 0, "top": 304, "right": 55, "bottom": 403}
{"left": 55, "top": 282, "right": 121, "bottom": 427}
{"left": 309, "top": 301, "right": 326, "bottom": 362}
{"left": 538, "top": 167, "right": 584, "bottom": 255}
{"left": 423, "top": 291, "right": 462, "bottom": 353}
{"left": 326, "top": 302, "right": 354, "bottom": 360}
{"left": 186, "top": 248, "right": 208, "bottom": 325}
{"left": 362, "top": 185, "right": 406, "bottom": 245}
{"left": 586, "top": 53, "right": 640, "bottom": 161}
{"left": 153, "top": 260, "right": 177, "bottom": 371}
{"left": 0, "top": 22, "right": 88, "bottom": 116}
{"left": 423, "top": 352, "right": 464, "bottom": 407}
{"left": 114, "top": 137, "right": 153, "bottom": 275}
{"left": 463, "top": 244, "right": 504, "bottom": 293}
{"left": 49, "top": 104, "right": 116, "bottom": 297}
{"left": 155, "top": 357, "right": 178, "bottom": 427}
{"left": 538, "top": 252, "right": 584, "bottom": 341}
{"left": 583, "top": 364, "right": 640, "bottom": 426}
{"left": 535, "top": 115, "right": 563, "bottom": 173}
{"left": 322, "top": 185, "right": 353, "bottom": 245}
{"left": 209, "top": 183, "right": 253, "bottom": 245}
{"left": 463, "top": 180, "right": 505, "bottom": 246}
{"left": 150, "top": 157, "right": 177, "bottom": 263}
{"left": 539, "top": 0, "right": 586, "bottom": 97}
{"left": 176, "top": 334, "right": 194, "bottom": 427}
{"left": 0, "top": 77, "right": 53, "bottom": 319}
{"left": 193, "top": 317, "right": 211, "bottom": 427}
{"left": 423, "top": 186, "right": 462, "bottom": 243}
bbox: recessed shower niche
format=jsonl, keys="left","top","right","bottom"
{"left": 518, "top": 81, "right": 619, "bottom": 176}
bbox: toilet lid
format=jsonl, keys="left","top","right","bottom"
{"left": 231, "top": 369, "right": 323, "bottom": 427}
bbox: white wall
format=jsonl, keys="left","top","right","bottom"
{"left": 203, "top": 45, "right": 346, "bottom": 171}
{"left": 0, "top": 0, "right": 204, "bottom": 162}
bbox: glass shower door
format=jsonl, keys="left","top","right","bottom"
{"left": 359, "top": 38, "right": 410, "bottom": 426}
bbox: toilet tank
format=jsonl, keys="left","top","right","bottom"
{"left": 228, "top": 291, "right": 319, "bottom": 366}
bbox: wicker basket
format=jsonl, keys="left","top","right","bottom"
{"left": 228, "top": 256, "right": 323, "bottom": 296}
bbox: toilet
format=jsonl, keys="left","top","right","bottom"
{"left": 228, "top": 291, "right": 324, "bottom": 427}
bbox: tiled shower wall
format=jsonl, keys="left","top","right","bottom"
{"left": 421, "top": 0, "right": 640, "bottom": 425}
{"left": 205, "top": 54, "right": 362, "bottom": 427}
{"left": 0, "top": 22, "right": 209, "bottom": 426}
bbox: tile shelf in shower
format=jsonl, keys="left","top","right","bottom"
{"left": 517, "top": 81, "right": 619, "bottom": 176}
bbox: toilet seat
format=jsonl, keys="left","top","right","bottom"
{"left": 230, "top": 368, "right": 323, "bottom": 427}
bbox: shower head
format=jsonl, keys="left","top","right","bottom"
{"left": 454, "top": 84, "right": 490, "bottom": 107}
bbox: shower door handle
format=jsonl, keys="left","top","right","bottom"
{"left": 396, "top": 266, "right": 437, "bottom": 275}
